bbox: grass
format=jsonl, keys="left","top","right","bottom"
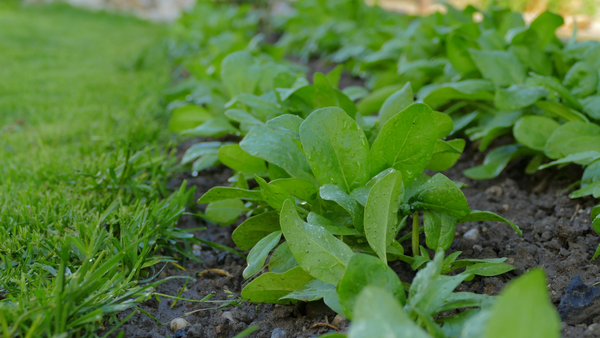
{"left": 0, "top": 3, "right": 194, "bottom": 337}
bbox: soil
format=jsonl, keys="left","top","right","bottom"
{"left": 100, "top": 99, "right": 600, "bottom": 338}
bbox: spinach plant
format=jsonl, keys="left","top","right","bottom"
{"left": 199, "top": 103, "right": 519, "bottom": 304}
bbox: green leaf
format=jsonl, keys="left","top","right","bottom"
{"left": 169, "top": 105, "right": 214, "bottom": 132}
{"left": 357, "top": 84, "right": 405, "bottom": 116}
{"left": 539, "top": 151, "right": 600, "bottom": 170}
{"left": 409, "top": 174, "right": 470, "bottom": 219}
{"left": 280, "top": 279, "right": 335, "bottom": 302}
{"left": 530, "top": 73, "right": 583, "bottom": 111}
{"left": 256, "top": 176, "right": 292, "bottom": 211}
{"left": 581, "top": 96, "right": 600, "bottom": 120}
{"left": 182, "top": 142, "right": 222, "bottom": 165}
{"left": 529, "top": 11, "right": 564, "bottom": 48}
{"left": 227, "top": 93, "right": 282, "bottom": 121}
{"left": 592, "top": 205, "right": 600, "bottom": 233}
{"left": 378, "top": 82, "right": 414, "bottom": 130}
{"left": 423, "top": 211, "right": 456, "bottom": 251}
{"left": 369, "top": 103, "right": 437, "bottom": 180}
{"left": 224, "top": 109, "right": 264, "bottom": 126}
{"left": 320, "top": 184, "right": 364, "bottom": 233}
{"left": 464, "top": 144, "right": 533, "bottom": 180}
{"left": 192, "top": 154, "right": 220, "bottom": 172}
{"left": 199, "top": 187, "right": 263, "bottom": 204}
{"left": 240, "top": 125, "right": 313, "bottom": 182}
{"left": 457, "top": 210, "right": 522, "bottom": 236}
{"left": 218, "top": 144, "right": 267, "bottom": 174}
{"left": 269, "top": 178, "right": 318, "bottom": 203}
{"left": 232, "top": 211, "right": 281, "bottom": 251}
{"left": 432, "top": 112, "right": 454, "bottom": 139}
{"left": 265, "top": 114, "right": 304, "bottom": 140}
{"left": 181, "top": 117, "right": 237, "bottom": 137}
{"left": 269, "top": 242, "right": 298, "bottom": 273}
{"left": 300, "top": 107, "right": 369, "bottom": 192}
{"left": 570, "top": 161, "right": 600, "bottom": 198}
{"left": 469, "top": 49, "right": 526, "bottom": 87}
{"left": 463, "top": 262, "right": 516, "bottom": 277}
{"left": 446, "top": 30, "right": 479, "bottom": 75}
{"left": 408, "top": 251, "right": 469, "bottom": 315}
{"left": 348, "top": 287, "right": 430, "bottom": 338}
{"left": 243, "top": 231, "right": 282, "bottom": 279}
{"left": 513, "top": 115, "right": 560, "bottom": 151}
{"left": 563, "top": 61, "right": 599, "bottom": 98}
{"left": 241, "top": 266, "right": 314, "bottom": 304}
{"left": 484, "top": 269, "right": 560, "bottom": 338}
{"left": 535, "top": 101, "right": 588, "bottom": 123}
{"left": 545, "top": 122, "right": 600, "bottom": 159}
{"left": 204, "top": 199, "right": 247, "bottom": 225}
{"left": 307, "top": 212, "right": 362, "bottom": 236}
{"left": 221, "top": 51, "right": 259, "bottom": 97}
{"left": 425, "top": 139, "right": 466, "bottom": 172}
{"left": 364, "top": 170, "right": 404, "bottom": 262}
{"left": 338, "top": 254, "right": 405, "bottom": 320}
{"left": 494, "top": 84, "right": 547, "bottom": 111}
{"left": 418, "top": 80, "right": 494, "bottom": 109}
{"left": 280, "top": 199, "right": 353, "bottom": 285}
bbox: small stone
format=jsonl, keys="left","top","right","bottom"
{"left": 271, "top": 328, "right": 287, "bottom": 338}
{"left": 331, "top": 314, "right": 346, "bottom": 327}
{"left": 472, "top": 244, "right": 483, "bottom": 253}
{"left": 221, "top": 311, "right": 235, "bottom": 323}
{"left": 502, "top": 204, "right": 510, "bottom": 211}
{"left": 463, "top": 228, "right": 480, "bottom": 241}
{"left": 485, "top": 186, "right": 503, "bottom": 197}
{"left": 170, "top": 318, "right": 190, "bottom": 332}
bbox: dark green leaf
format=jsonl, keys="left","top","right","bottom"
{"left": 243, "top": 231, "right": 282, "bottom": 279}
{"left": 241, "top": 266, "right": 314, "bottom": 304}
{"left": 457, "top": 210, "right": 522, "bottom": 236}
{"left": 513, "top": 115, "right": 559, "bottom": 151}
{"left": 409, "top": 174, "right": 470, "bottom": 219}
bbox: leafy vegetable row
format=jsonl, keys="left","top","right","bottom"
{"left": 163, "top": 1, "right": 569, "bottom": 337}
{"left": 274, "top": 0, "right": 600, "bottom": 244}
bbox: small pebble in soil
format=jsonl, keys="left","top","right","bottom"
{"left": 463, "top": 228, "right": 479, "bottom": 241}
{"left": 271, "top": 328, "right": 287, "bottom": 338}
{"left": 170, "top": 318, "right": 191, "bottom": 331}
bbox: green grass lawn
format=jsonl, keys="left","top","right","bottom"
{"left": 0, "top": 3, "right": 190, "bottom": 337}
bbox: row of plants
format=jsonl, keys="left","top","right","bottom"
{"left": 162, "top": 1, "right": 598, "bottom": 336}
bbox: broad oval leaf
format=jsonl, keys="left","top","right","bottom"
{"left": 280, "top": 199, "right": 353, "bottom": 285}
{"left": 409, "top": 174, "right": 470, "bottom": 219}
{"left": 300, "top": 107, "right": 369, "bottom": 192}
{"left": 218, "top": 144, "right": 267, "bottom": 174}
{"left": 378, "top": 82, "right": 414, "bottom": 129}
{"left": 221, "top": 51, "right": 259, "bottom": 97}
{"left": 240, "top": 125, "right": 313, "bottom": 182}
{"left": 369, "top": 103, "right": 437, "bottom": 180}
{"left": 241, "top": 266, "right": 314, "bottom": 304}
{"left": 545, "top": 122, "right": 600, "bottom": 159}
{"left": 513, "top": 115, "right": 559, "bottom": 151}
{"left": 469, "top": 49, "right": 526, "bottom": 87}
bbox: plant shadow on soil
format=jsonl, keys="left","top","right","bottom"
{"left": 101, "top": 76, "right": 600, "bottom": 338}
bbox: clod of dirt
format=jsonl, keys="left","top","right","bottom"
{"left": 185, "top": 324, "right": 203, "bottom": 338}
{"left": 271, "top": 328, "right": 287, "bottom": 338}
{"left": 170, "top": 318, "right": 191, "bottom": 331}
{"left": 558, "top": 275, "right": 600, "bottom": 325}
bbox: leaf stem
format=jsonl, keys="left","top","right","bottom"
{"left": 412, "top": 211, "right": 419, "bottom": 257}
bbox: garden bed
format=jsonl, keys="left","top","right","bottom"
{"left": 102, "top": 137, "right": 600, "bottom": 338}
